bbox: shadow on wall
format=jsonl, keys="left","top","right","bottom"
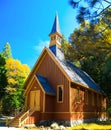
{"left": 71, "top": 83, "right": 107, "bottom": 125}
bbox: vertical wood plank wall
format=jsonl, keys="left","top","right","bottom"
{"left": 70, "top": 83, "right": 107, "bottom": 120}
{"left": 37, "top": 54, "right": 70, "bottom": 112}
{"left": 25, "top": 51, "right": 107, "bottom": 123}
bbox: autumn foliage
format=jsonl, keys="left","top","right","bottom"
{"left": 0, "top": 43, "right": 30, "bottom": 115}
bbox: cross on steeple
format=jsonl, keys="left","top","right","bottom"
{"left": 49, "top": 13, "right": 62, "bottom": 48}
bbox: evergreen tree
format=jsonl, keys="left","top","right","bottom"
{"left": 69, "top": 0, "right": 111, "bottom": 24}
{"left": 0, "top": 54, "right": 7, "bottom": 100}
{"left": 2, "top": 58, "right": 30, "bottom": 115}
{"left": 2, "top": 42, "right": 12, "bottom": 59}
{"left": 62, "top": 20, "right": 111, "bottom": 100}
{"left": 0, "top": 42, "right": 30, "bottom": 115}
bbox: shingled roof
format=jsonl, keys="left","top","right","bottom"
{"left": 49, "top": 46, "right": 104, "bottom": 94}
{"left": 36, "top": 74, "right": 55, "bottom": 95}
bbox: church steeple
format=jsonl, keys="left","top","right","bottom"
{"left": 49, "top": 13, "right": 62, "bottom": 48}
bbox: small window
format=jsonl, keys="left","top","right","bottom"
{"left": 84, "top": 90, "right": 88, "bottom": 104}
{"left": 76, "top": 87, "right": 81, "bottom": 103}
{"left": 57, "top": 85, "right": 63, "bottom": 103}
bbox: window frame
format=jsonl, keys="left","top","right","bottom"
{"left": 57, "top": 85, "right": 63, "bottom": 103}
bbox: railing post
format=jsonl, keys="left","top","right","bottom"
{"left": 6, "top": 116, "right": 8, "bottom": 126}
{"left": 18, "top": 109, "right": 31, "bottom": 127}
{"left": 19, "top": 118, "right": 21, "bottom": 127}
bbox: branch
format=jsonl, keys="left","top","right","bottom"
{"left": 103, "top": 0, "right": 111, "bottom": 4}
{"left": 95, "top": 4, "right": 111, "bottom": 17}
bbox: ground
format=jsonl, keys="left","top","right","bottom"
{"left": 1, "top": 115, "right": 111, "bottom": 130}
{"left": 0, "top": 122, "right": 111, "bottom": 130}
{"left": 21, "top": 122, "right": 111, "bottom": 130}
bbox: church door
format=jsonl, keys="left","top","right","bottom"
{"left": 30, "top": 90, "right": 40, "bottom": 111}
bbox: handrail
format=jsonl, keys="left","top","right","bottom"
{"left": 19, "top": 109, "right": 35, "bottom": 127}
{"left": 19, "top": 109, "right": 30, "bottom": 127}
{"left": 8, "top": 108, "right": 35, "bottom": 127}
{"left": 7, "top": 110, "right": 25, "bottom": 126}
{"left": 20, "top": 109, "right": 30, "bottom": 121}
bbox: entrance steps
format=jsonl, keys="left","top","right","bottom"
{"left": 8, "top": 109, "right": 34, "bottom": 127}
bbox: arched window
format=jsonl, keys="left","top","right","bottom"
{"left": 57, "top": 85, "right": 63, "bottom": 103}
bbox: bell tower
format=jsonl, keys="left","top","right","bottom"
{"left": 49, "top": 13, "right": 62, "bottom": 48}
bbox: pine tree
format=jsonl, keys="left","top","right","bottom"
{"left": 2, "top": 42, "right": 12, "bottom": 59}
{"left": 0, "top": 53, "right": 7, "bottom": 100}
{"left": 2, "top": 58, "right": 30, "bottom": 115}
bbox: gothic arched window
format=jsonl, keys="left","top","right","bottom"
{"left": 57, "top": 85, "right": 63, "bottom": 103}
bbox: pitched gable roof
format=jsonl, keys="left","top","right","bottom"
{"left": 49, "top": 46, "right": 104, "bottom": 94}
{"left": 23, "top": 47, "right": 70, "bottom": 92}
{"left": 24, "top": 45, "right": 104, "bottom": 95}
{"left": 36, "top": 74, "right": 55, "bottom": 95}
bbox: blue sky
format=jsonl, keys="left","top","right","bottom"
{"left": 0, "top": 0, "right": 78, "bottom": 69}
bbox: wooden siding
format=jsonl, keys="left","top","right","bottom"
{"left": 70, "top": 112, "right": 107, "bottom": 120}
{"left": 36, "top": 53, "right": 70, "bottom": 112}
{"left": 24, "top": 49, "right": 107, "bottom": 124}
{"left": 26, "top": 79, "right": 44, "bottom": 112}
{"left": 53, "top": 113, "right": 70, "bottom": 120}
{"left": 70, "top": 83, "right": 107, "bottom": 120}
{"left": 40, "top": 113, "right": 54, "bottom": 120}
{"left": 26, "top": 111, "right": 40, "bottom": 124}
{"left": 45, "top": 95, "right": 55, "bottom": 112}
{"left": 40, "top": 112, "right": 70, "bottom": 121}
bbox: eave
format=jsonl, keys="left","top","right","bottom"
{"left": 23, "top": 47, "right": 47, "bottom": 90}
{"left": 71, "top": 80, "right": 105, "bottom": 95}
{"left": 23, "top": 47, "right": 71, "bottom": 94}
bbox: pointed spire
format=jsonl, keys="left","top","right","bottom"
{"left": 49, "top": 13, "right": 61, "bottom": 35}
{"left": 49, "top": 13, "right": 62, "bottom": 48}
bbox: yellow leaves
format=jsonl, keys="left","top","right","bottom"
{"left": 5, "top": 86, "right": 17, "bottom": 93}
{"left": 102, "top": 29, "right": 111, "bottom": 44}
{"left": 5, "top": 58, "right": 30, "bottom": 92}
{"left": 6, "top": 58, "right": 18, "bottom": 70}
{"left": 8, "top": 78, "right": 17, "bottom": 85}
{"left": 6, "top": 58, "right": 30, "bottom": 78}
{"left": 20, "top": 64, "right": 30, "bottom": 78}
{"left": 6, "top": 71, "right": 15, "bottom": 77}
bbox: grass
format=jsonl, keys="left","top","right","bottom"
{"left": 68, "top": 123, "right": 111, "bottom": 130}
